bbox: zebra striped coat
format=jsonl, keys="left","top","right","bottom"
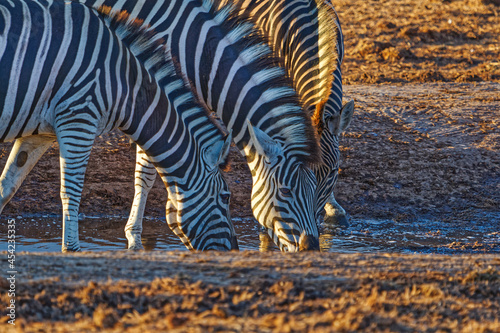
{"left": 216, "top": 0, "right": 355, "bottom": 226}
{"left": 1, "top": 0, "right": 322, "bottom": 251}
{"left": 0, "top": 0, "right": 237, "bottom": 252}
{"left": 88, "top": 0, "right": 323, "bottom": 252}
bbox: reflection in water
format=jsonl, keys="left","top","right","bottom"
{"left": 320, "top": 234, "right": 333, "bottom": 252}
{"left": 258, "top": 232, "right": 278, "bottom": 252}
{"left": 257, "top": 232, "right": 351, "bottom": 252}
{"left": 0, "top": 216, "right": 498, "bottom": 254}
{"left": 141, "top": 236, "right": 158, "bottom": 252}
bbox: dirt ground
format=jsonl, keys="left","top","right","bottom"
{"left": 1, "top": 0, "right": 499, "bottom": 331}
{"left": 341, "top": 0, "right": 500, "bottom": 84}
{"left": 1, "top": 81, "right": 498, "bottom": 223}
{"left": 0, "top": 0, "right": 498, "bottom": 222}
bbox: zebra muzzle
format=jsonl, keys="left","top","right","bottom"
{"left": 299, "top": 233, "right": 320, "bottom": 251}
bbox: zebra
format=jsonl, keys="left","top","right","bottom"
{"left": 215, "top": 0, "right": 355, "bottom": 226}
{"left": 1, "top": 0, "right": 322, "bottom": 252}
{"left": 0, "top": 0, "right": 237, "bottom": 252}
{"left": 98, "top": 0, "right": 354, "bottom": 230}
{"left": 316, "top": 0, "right": 355, "bottom": 227}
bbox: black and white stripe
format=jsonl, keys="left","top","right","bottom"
{"left": 98, "top": 0, "right": 322, "bottom": 251}
{"left": 3, "top": 0, "right": 323, "bottom": 251}
{"left": 217, "top": 0, "right": 339, "bottom": 110}
{"left": 0, "top": 0, "right": 236, "bottom": 252}
{"left": 314, "top": 1, "right": 354, "bottom": 226}
{"left": 215, "top": 0, "right": 355, "bottom": 225}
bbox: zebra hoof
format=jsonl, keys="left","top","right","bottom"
{"left": 127, "top": 243, "right": 145, "bottom": 251}
{"left": 61, "top": 246, "right": 81, "bottom": 253}
{"left": 323, "top": 213, "right": 349, "bottom": 228}
{"left": 126, "top": 234, "right": 145, "bottom": 251}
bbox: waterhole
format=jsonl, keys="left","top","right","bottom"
{"left": 1, "top": 215, "right": 499, "bottom": 254}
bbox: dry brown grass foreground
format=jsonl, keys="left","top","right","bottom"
{"left": 1, "top": 251, "right": 499, "bottom": 332}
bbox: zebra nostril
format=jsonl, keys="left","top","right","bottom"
{"left": 299, "top": 234, "right": 320, "bottom": 251}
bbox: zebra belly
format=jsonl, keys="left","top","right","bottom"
{"left": 0, "top": 104, "right": 55, "bottom": 143}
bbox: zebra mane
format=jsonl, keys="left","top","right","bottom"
{"left": 310, "top": 0, "right": 340, "bottom": 135}
{"left": 98, "top": 7, "right": 225, "bottom": 123}
{"left": 211, "top": 0, "right": 321, "bottom": 165}
{"left": 97, "top": 6, "right": 178, "bottom": 80}
{"left": 317, "top": 0, "right": 340, "bottom": 78}
{"left": 96, "top": 5, "right": 232, "bottom": 166}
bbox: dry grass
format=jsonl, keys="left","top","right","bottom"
{"left": 1, "top": 252, "right": 499, "bottom": 332}
{"left": 339, "top": 0, "right": 500, "bottom": 84}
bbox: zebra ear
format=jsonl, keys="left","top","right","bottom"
{"left": 325, "top": 100, "right": 354, "bottom": 136}
{"left": 247, "top": 120, "right": 283, "bottom": 162}
{"left": 205, "top": 130, "right": 232, "bottom": 168}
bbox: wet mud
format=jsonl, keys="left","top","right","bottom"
{"left": 1, "top": 82, "right": 498, "bottom": 226}
{"left": 1, "top": 216, "right": 499, "bottom": 255}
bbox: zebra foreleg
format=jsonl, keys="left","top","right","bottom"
{"left": 323, "top": 192, "right": 349, "bottom": 228}
{"left": 57, "top": 129, "right": 96, "bottom": 252}
{"left": 0, "top": 136, "right": 55, "bottom": 215}
{"left": 124, "top": 147, "right": 157, "bottom": 250}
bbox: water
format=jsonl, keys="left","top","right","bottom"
{"left": 1, "top": 215, "right": 499, "bottom": 254}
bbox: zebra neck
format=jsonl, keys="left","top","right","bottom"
{"left": 96, "top": 1, "right": 225, "bottom": 171}
{"left": 118, "top": 63, "right": 222, "bottom": 180}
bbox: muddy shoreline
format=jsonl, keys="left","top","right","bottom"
{"left": 1, "top": 82, "right": 498, "bottom": 224}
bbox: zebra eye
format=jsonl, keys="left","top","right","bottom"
{"left": 279, "top": 188, "right": 292, "bottom": 197}
{"left": 220, "top": 193, "right": 230, "bottom": 204}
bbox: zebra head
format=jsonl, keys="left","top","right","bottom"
{"left": 246, "top": 121, "right": 319, "bottom": 252}
{"left": 165, "top": 132, "right": 237, "bottom": 251}
{"left": 313, "top": 100, "right": 355, "bottom": 219}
